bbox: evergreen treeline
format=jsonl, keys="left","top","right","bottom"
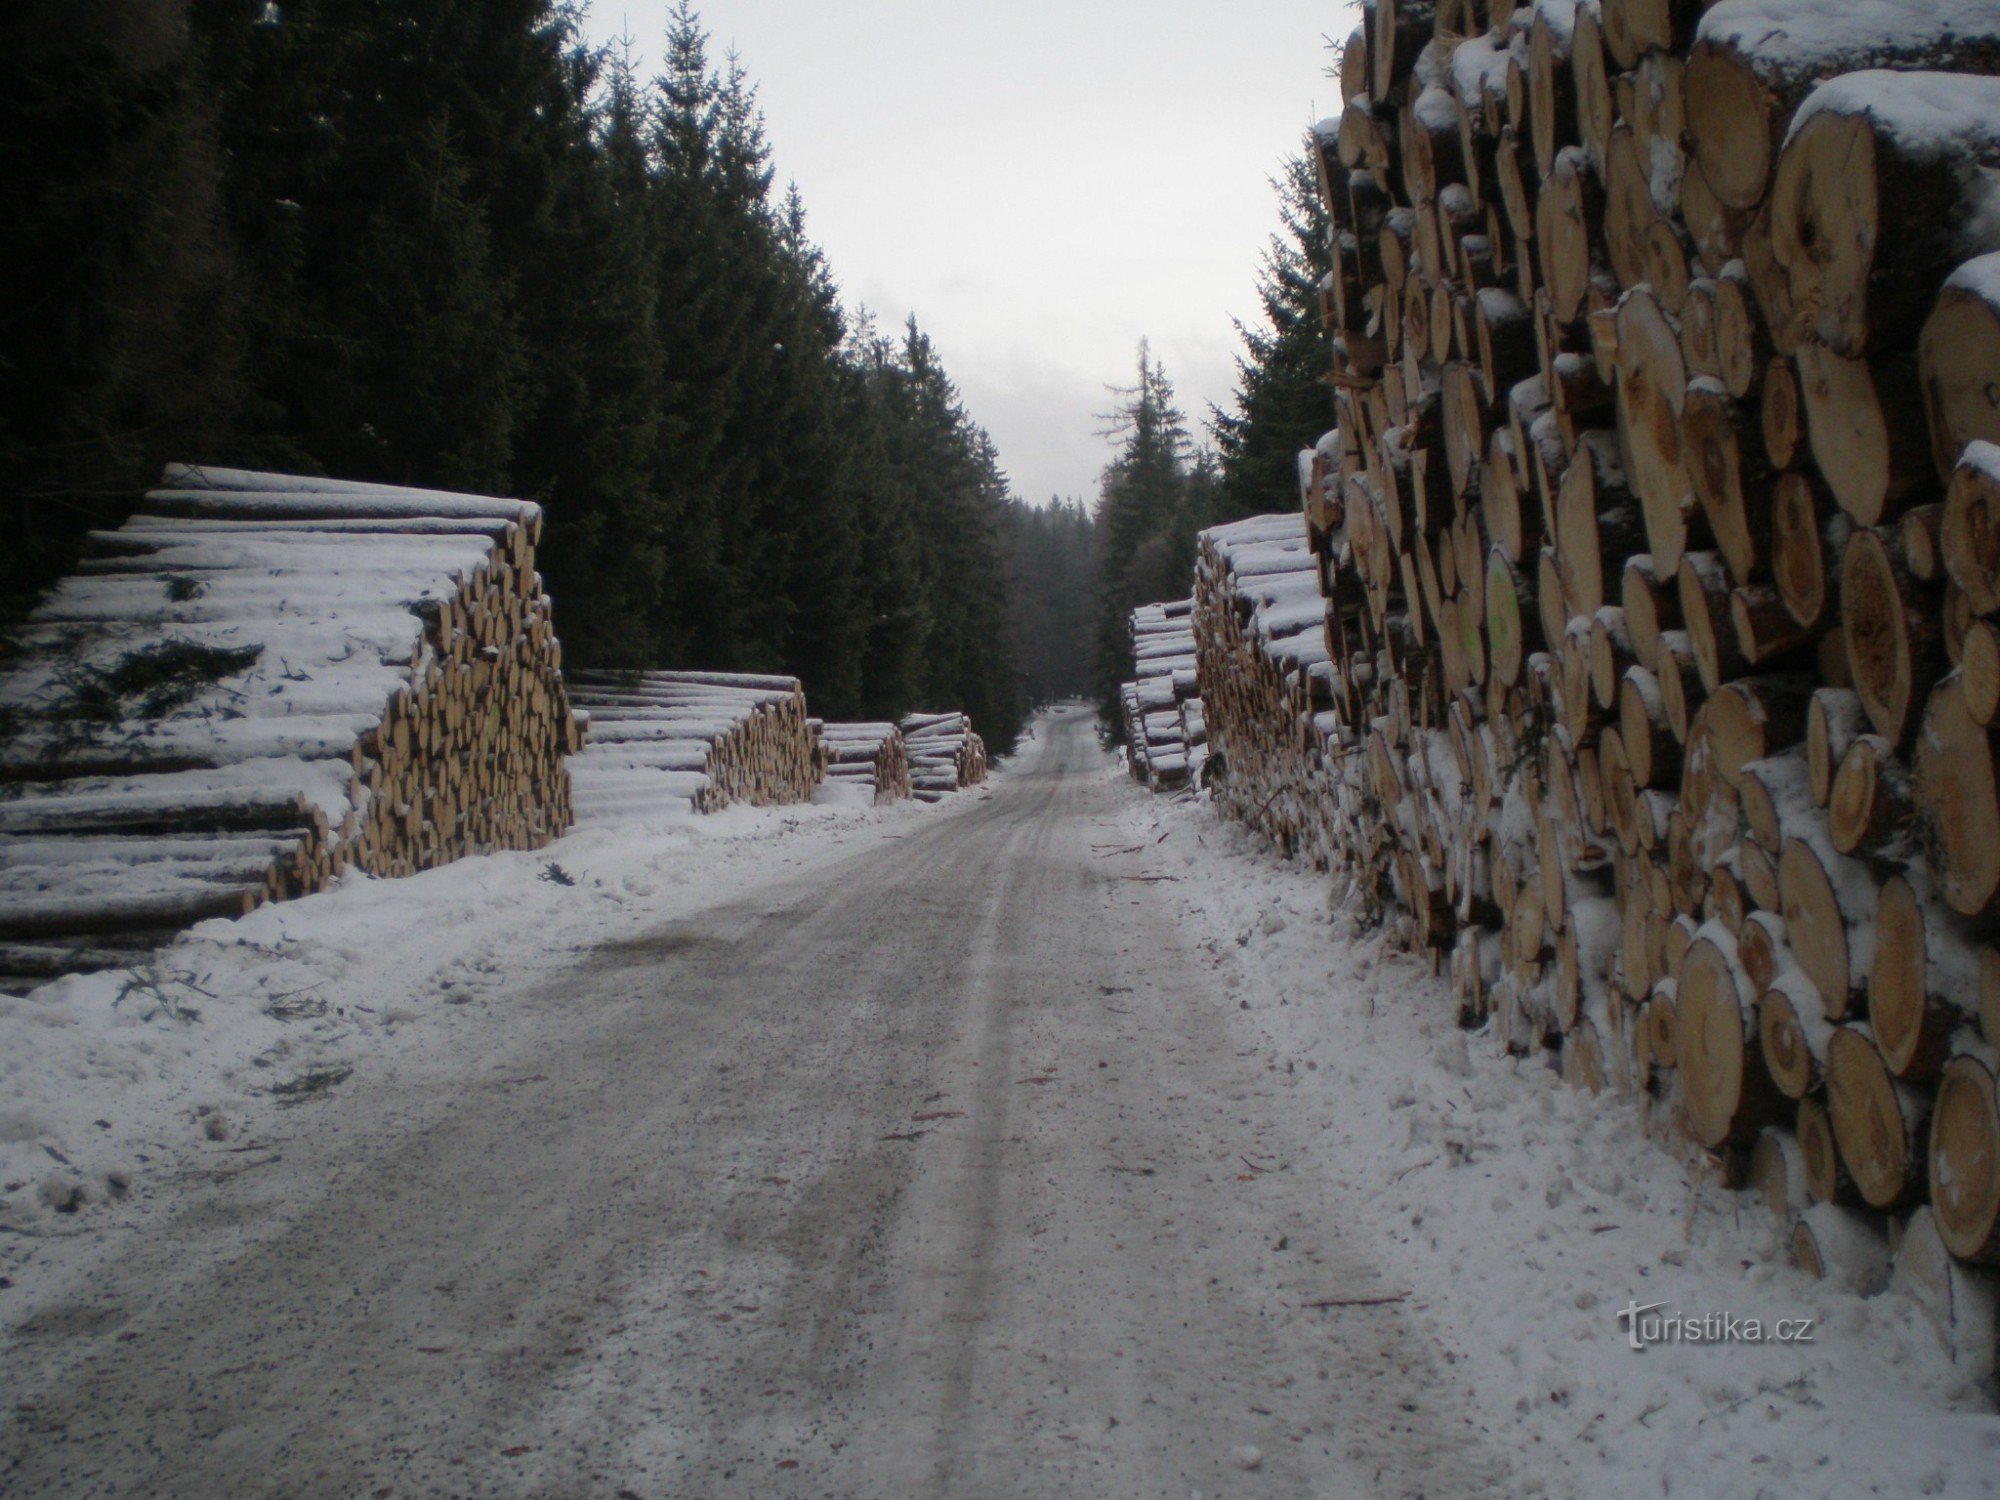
{"left": 999, "top": 497, "right": 1096, "bottom": 706}
{"left": 1090, "top": 348, "right": 1216, "bottom": 728}
{"left": 1093, "top": 149, "right": 1331, "bottom": 737}
{"left": 0, "top": 0, "right": 1037, "bottom": 747}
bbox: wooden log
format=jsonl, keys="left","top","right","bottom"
{"left": 1621, "top": 554, "right": 1677, "bottom": 670}
{"left": 1570, "top": 2, "right": 1615, "bottom": 171}
{"left": 1684, "top": 5, "right": 2000, "bottom": 218}
{"left": 1705, "top": 675, "right": 1814, "bottom": 787}
{"left": 1677, "top": 920, "right": 1785, "bottom": 1147}
{"left": 1528, "top": 0, "right": 1580, "bottom": 179}
{"left": 1770, "top": 471, "right": 1843, "bottom": 635}
{"left": 1620, "top": 665, "right": 1679, "bottom": 789}
{"left": 1921, "top": 252, "right": 2000, "bottom": 480}
{"left": 1677, "top": 550, "right": 1745, "bottom": 693}
{"left": 0, "top": 885, "right": 266, "bottom": 940}
{"left": 1484, "top": 545, "right": 1540, "bottom": 689}
{"left": 1826, "top": 1021, "right": 1930, "bottom": 1208}
{"left": 1912, "top": 673, "right": 2000, "bottom": 919}
{"left": 1760, "top": 967, "right": 1831, "bottom": 1101}
{"left": 1555, "top": 431, "right": 1644, "bottom": 619}
{"left": 1827, "top": 733, "right": 1915, "bottom": 861}
{"left": 1402, "top": 85, "right": 1466, "bottom": 207}
{"left": 1942, "top": 441, "right": 2000, "bottom": 614}
{"left": 1841, "top": 525, "right": 1944, "bottom": 748}
{"left": 1895, "top": 1204, "right": 2000, "bottom": 1379}
{"left": 1599, "top": 0, "right": 1696, "bottom": 70}
{"left": 1537, "top": 146, "right": 1605, "bottom": 324}
{"left": 1616, "top": 287, "right": 1699, "bottom": 573}
{"left": 1761, "top": 353, "right": 1804, "bottom": 470}
{"left": 1681, "top": 159, "right": 1750, "bottom": 278}
{"left": 1798, "top": 342, "right": 1938, "bottom": 529}
{"left": 1601, "top": 123, "right": 1671, "bottom": 294}
{"left": 1798, "top": 1092, "right": 1858, "bottom": 1206}
{"left": 1731, "top": 583, "right": 1814, "bottom": 667}
{"left": 1932, "top": 1047, "right": 2000, "bottom": 1262}
{"left": 1683, "top": 380, "right": 1774, "bottom": 585}
{"left": 1749, "top": 1125, "right": 1812, "bottom": 1221}
{"left": 1778, "top": 822, "right": 1878, "bottom": 1020}
{"left": 1902, "top": 501, "right": 1949, "bottom": 584}
{"left": 1737, "top": 753, "right": 1813, "bottom": 857}
{"left": 1873, "top": 869, "right": 1983, "bottom": 1081}
{"left": 1654, "top": 629, "right": 1703, "bottom": 743}
{"left": 0, "top": 787, "right": 318, "bottom": 838}
{"left": 1807, "top": 686, "right": 1866, "bottom": 808}
{"left": 1791, "top": 1203, "right": 1892, "bottom": 1294}
{"left": 1370, "top": 0, "right": 1435, "bottom": 107}
{"left": 1964, "top": 618, "right": 2000, "bottom": 727}
{"left": 1770, "top": 71, "right": 2000, "bottom": 359}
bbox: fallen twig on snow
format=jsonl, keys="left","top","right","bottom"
{"left": 1304, "top": 1292, "right": 1409, "bottom": 1309}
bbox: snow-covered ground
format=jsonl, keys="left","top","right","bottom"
{"left": 8, "top": 712, "right": 2000, "bottom": 1495}
{"left": 0, "top": 787, "right": 967, "bottom": 1306}
{"left": 1112, "top": 781, "right": 2000, "bottom": 1497}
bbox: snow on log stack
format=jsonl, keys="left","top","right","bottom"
{"left": 817, "top": 722, "right": 913, "bottom": 803}
{"left": 1123, "top": 599, "right": 1205, "bottom": 790}
{"left": 900, "top": 712, "right": 988, "bottom": 801}
{"left": 1190, "top": 515, "right": 1338, "bottom": 863}
{"left": 567, "top": 671, "right": 817, "bottom": 819}
{"left": 0, "top": 463, "right": 577, "bottom": 988}
{"left": 1180, "top": 0, "right": 2000, "bottom": 1298}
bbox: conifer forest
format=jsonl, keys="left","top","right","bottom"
{"left": 0, "top": 1, "right": 1330, "bottom": 753}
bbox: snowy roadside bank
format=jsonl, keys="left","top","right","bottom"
{"left": 1111, "top": 776, "right": 2000, "bottom": 1498}
{"left": 0, "top": 785, "right": 984, "bottom": 1309}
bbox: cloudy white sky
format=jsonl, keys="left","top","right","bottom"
{"left": 584, "top": 0, "right": 1357, "bottom": 507}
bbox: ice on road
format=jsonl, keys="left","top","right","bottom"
{"left": 1, "top": 707, "right": 1505, "bottom": 1497}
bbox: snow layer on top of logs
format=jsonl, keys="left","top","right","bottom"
{"left": 1123, "top": 598, "right": 1206, "bottom": 791}
{"left": 567, "top": 670, "right": 818, "bottom": 819}
{"left": 899, "top": 711, "right": 988, "bottom": 801}
{"left": 1245, "top": 0, "right": 2000, "bottom": 1313}
{"left": 1190, "top": 513, "right": 1340, "bottom": 864}
{"left": 816, "top": 722, "right": 913, "bottom": 803}
{"left": 0, "top": 463, "right": 578, "bottom": 990}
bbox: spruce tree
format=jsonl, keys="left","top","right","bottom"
{"left": 515, "top": 50, "right": 674, "bottom": 668}
{"left": 1211, "top": 150, "right": 1334, "bottom": 523}
{"left": 0, "top": 0, "right": 242, "bottom": 620}
{"left": 1093, "top": 345, "right": 1202, "bottom": 731}
{"left": 3, "top": 0, "right": 1030, "bottom": 755}
{"left": 843, "top": 321, "right": 930, "bottom": 721}
{"left": 999, "top": 497, "right": 1097, "bottom": 706}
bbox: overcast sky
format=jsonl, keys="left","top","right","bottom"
{"left": 582, "top": 0, "right": 1355, "bottom": 507}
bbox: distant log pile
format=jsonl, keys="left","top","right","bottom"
{"left": 1180, "top": 0, "right": 2000, "bottom": 1304}
{"left": 816, "top": 722, "right": 913, "bottom": 803}
{"left": 567, "top": 671, "right": 818, "bottom": 819}
{"left": 1122, "top": 598, "right": 1206, "bottom": 789}
{"left": 1191, "top": 515, "right": 1339, "bottom": 861}
{"left": 901, "top": 712, "right": 988, "bottom": 801}
{"left": 0, "top": 464, "right": 577, "bottom": 988}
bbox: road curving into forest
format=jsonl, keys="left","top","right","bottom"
{"left": 2, "top": 706, "right": 1510, "bottom": 1497}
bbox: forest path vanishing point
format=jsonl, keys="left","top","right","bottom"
{"left": 2, "top": 707, "right": 1510, "bottom": 1498}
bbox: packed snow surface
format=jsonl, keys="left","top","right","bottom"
{"left": 3, "top": 709, "right": 1997, "bottom": 1495}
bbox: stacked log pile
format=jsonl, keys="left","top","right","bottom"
{"left": 0, "top": 463, "right": 577, "bottom": 988}
{"left": 1190, "top": 515, "right": 1341, "bottom": 863}
{"left": 1195, "top": 0, "right": 2000, "bottom": 1301}
{"left": 901, "top": 712, "right": 988, "bottom": 801}
{"left": 568, "top": 671, "right": 818, "bottom": 819}
{"left": 1122, "top": 598, "right": 1206, "bottom": 789}
{"left": 817, "top": 722, "right": 913, "bottom": 803}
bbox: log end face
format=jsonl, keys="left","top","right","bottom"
{"left": 1683, "top": 44, "right": 1771, "bottom": 215}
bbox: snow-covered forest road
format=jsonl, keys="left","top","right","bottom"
{"left": 13, "top": 706, "right": 1999, "bottom": 1498}
{"left": 2, "top": 707, "right": 1507, "bottom": 1497}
